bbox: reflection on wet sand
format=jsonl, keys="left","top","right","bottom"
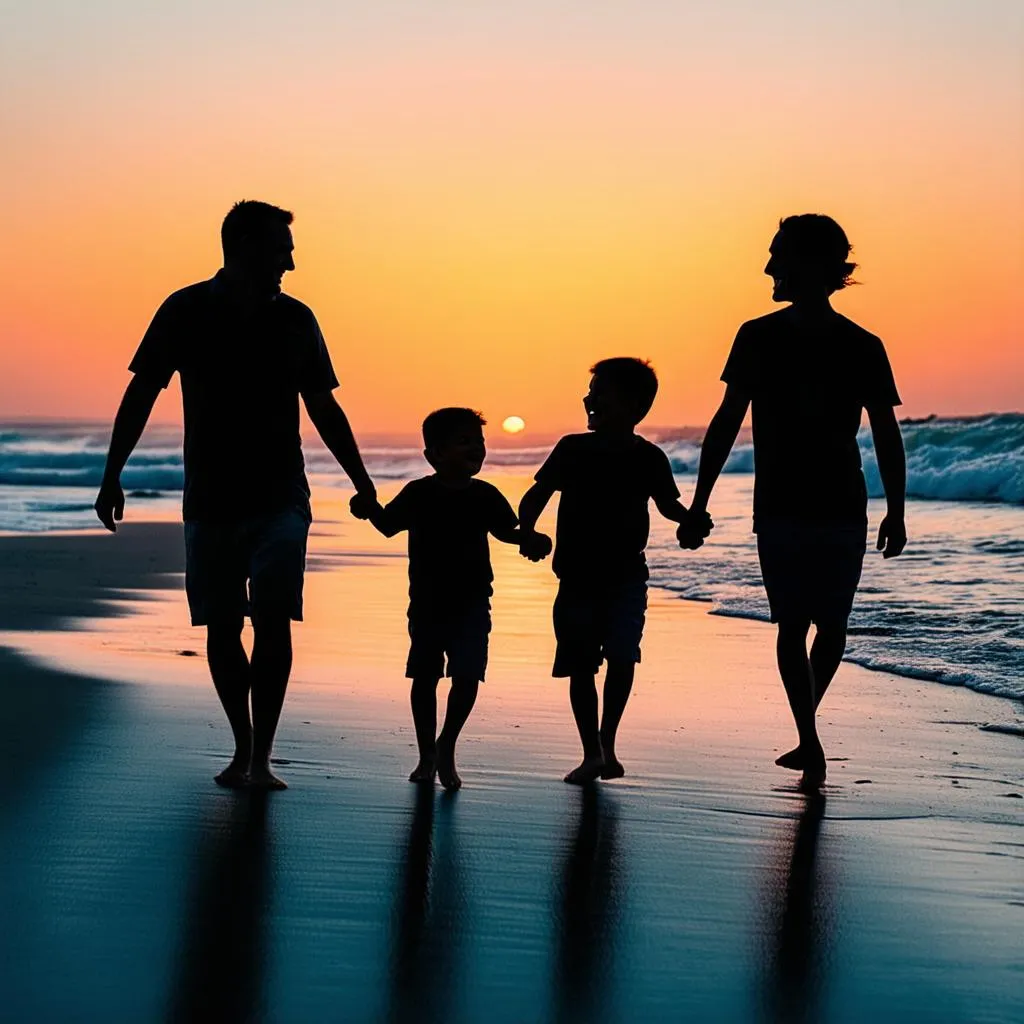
{"left": 760, "top": 792, "right": 832, "bottom": 1024}
{"left": 387, "top": 787, "right": 466, "bottom": 1024}
{"left": 167, "top": 791, "right": 274, "bottom": 1023}
{"left": 552, "top": 786, "right": 623, "bottom": 1024}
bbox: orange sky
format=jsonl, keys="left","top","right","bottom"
{"left": 1, "top": 2, "right": 1022, "bottom": 434}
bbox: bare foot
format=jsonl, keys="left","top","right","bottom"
{"left": 436, "top": 749, "right": 462, "bottom": 792}
{"left": 409, "top": 759, "right": 437, "bottom": 784}
{"left": 775, "top": 746, "right": 805, "bottom": 771}
{"left": 214, "top": 760, "right": 250, "bottom": 789}
{"left": 564, "top": 756, "right": 605, "bottom": 785}
{"left": 247, "top": 765, "right": 288, "bottom": 791}
{"left": 600, "top": 757, "right": 625, "bottom": 781}
{"left": 798, "top": 743, "right": 827, "bottom": 791}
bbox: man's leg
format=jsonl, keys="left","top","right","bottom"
{"left": 775, "top": 618, "right": 826, "bottom": 782}
{"left": 809, "top": 623, "right": 847, "bottom": 708}
{"left": 599, "top": 660, "right": 635, "bottom": 780}
{"left": 206, "top": 618, "right": 252, "bottom": 788}
{"left": 248, "top": 613, "right": 293, "bottom": 790}
{"left": 436, "top": 675, "right": 480, "bottom": 792}
{"left": 409, "top": 676, "right": 440, "bottom": 782}
{"left": 565, "top": 672, "right": 605, "bottom": 785}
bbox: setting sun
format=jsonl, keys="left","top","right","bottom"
{"left": 502, "top": 415, "right": 526, "bottom": 434}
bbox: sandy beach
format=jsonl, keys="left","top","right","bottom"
{"left": 0, "top": 510, "right": 1021, "bottom": 1023}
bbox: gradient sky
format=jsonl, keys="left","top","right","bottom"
{"left": 2, "top": 1, "right": 1022, "bottom": 433}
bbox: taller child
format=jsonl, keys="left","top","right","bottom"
{"left": 94, "top": 200, "right": 377, "bottom": 790}
{"left": 686, "top": 214, "right": 907, "bottom": 788}
{"left": 519, "top": 358, "right": 712, "bottom": 784}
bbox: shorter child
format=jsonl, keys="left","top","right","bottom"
{"left": 352, "top": 407, "right": 550, "bottom": 790}
{"left": 518, "top": 358, "right": 711, "bottom": 784}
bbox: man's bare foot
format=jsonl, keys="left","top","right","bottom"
{"left": 564, "top": 755, "right": 605, "bottom": 785}
{"left": 409, "top": 759, "right": 437, "bottom": 784}
{"left": 600, "top": 756, "right": 625, "bottom": 780}
{"left": 798, "top": 742, "right": 827, "bottom": 791}
{"left": 247, "top": 765, "right": 288, "bottom": 791}
{"left": 214, "top": 760, "right": 250, "bottom": 789}
{"left": 775, "top": 746, "right": 805, "bottom": 771}
{"left": 436, "top": 749, "right": 462, "bottom": 791}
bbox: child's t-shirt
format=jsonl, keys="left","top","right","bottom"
{"left": 375, "top": 476, "right": 518, "bottom": 606}
{"left": 535, "top": 432, "right": 679, "bottom": 584}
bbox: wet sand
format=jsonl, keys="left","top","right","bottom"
{"left": 0, "top": 518, "right": 1021, "bottom": 1023}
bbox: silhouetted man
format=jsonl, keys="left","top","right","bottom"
{"left": 685, "top": 215, "right": 906, "bottom": 787}
{"left": 95, "top": 200, "right": 376, "bottom": 789}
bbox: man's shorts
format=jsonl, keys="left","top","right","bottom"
{"left": 406, "top": 601, "right": 491, "bottom": 682}
{"left": 552, "top": 579, "right": 648, "bottom": 678}
{"left": 756, "top": 520, "right": 868, "bottom": 627}
{"left": 183, "top": 506, "right": 311, "bottom": 626}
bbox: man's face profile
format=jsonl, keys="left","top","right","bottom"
{"left": 239, "top": 223, "right": 295, "bottom": 298}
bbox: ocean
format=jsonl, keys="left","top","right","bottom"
{"left": 1, "top": 415, "right": 1022, "bottom": 707}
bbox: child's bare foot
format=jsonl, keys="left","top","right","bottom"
{"left": 214, "top": 759, "right": 250, "bottom": 789}
{"left": 564, "top": 755, "right": 605, "bottom": 785}
{"left": 409, "top": 759, "right": 437, "bottom": 784}
{"left": 775, "top": 746, "right": 805, "bottom": 771}
{"left": 600, "top": 757, "right": 625, "bottom": 780}
{"left": 436, "top": 748, "right": 461, "bottom": 791}
{"left": 247, "top": 764, "right": 288, "bottom": 790}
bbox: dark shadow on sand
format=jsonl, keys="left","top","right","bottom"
{"left": 551, "top": 786, "right": 623, "bottom": 1024}
{"left": 387, "top": 787, "right": 466, "bottom": 1024}
{"left": 166, "top": 791, "right": 274, "bottom": 1024}
{"left": 758, "top": 792, "right": 833, "bottom": 1024}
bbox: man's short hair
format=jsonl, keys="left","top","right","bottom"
{"left": 422, "top": 407, "right": 487, "bottom": 450}
{"left": 590, "top": 357, "right": 659, "bottom": 420}
{"left": 777, "top": 214, "right": 858, "bottom": 293}
{"left": 221, "top": 200, "right": 294, "bottom": 260}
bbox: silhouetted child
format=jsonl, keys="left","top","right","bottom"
{"left": 352, "top": 408, "right": 551, "bottom": 790}
{"left": 518, "top": 359, "right": 711, "bottom": 784}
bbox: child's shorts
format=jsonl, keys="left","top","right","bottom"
{"left": 552, "top": 579, "right": 647, "bottom": 677}
{"left": 406, "top": 600, "right": 491, "bottom": 682}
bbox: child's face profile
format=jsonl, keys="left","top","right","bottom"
{"left": 428, "top": 427, "right": 486, "bottom": 479}
{"left": 584, "top": 374, "right": 636, "bottom": 432}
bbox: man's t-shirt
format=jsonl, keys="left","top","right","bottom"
{"left": 721, "top": 309, "right": 901, "bottom": 529}
{"left": 129, "top": 273, "right": 339, "bottom": 522}
{"left": 375, "top": 476, "right": 519, "bottom": 607}
{"left": 535, "top": 432, "right": 680, "bottom": 584}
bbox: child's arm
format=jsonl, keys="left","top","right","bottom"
{"left": 517, "top": 481, "right": 556, "bottom": 560}
{"left": 648, "top": 448, "right": 713, "bottom": 549}
{"left": 490, "top": 488, "right": 552, "bottom": 560}
{"left": 349, "top": 485, "right": 413, "bottom": 538}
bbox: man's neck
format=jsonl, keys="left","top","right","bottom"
{"left": 787, "top": 295, "right": 835, "bottom": 323}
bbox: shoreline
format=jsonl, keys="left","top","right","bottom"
{"left": 0, "top": 521, "right": 1021, "bottom": 1022}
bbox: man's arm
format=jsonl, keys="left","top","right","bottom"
{"left": 690, "top": 384, "right": 750, "bottom": 515}
{"left": 94, "top": 375, "right": 163, "bottom": 532}
{"left": 866, "top": 403, "right": 907, "bottom": 558}
{"left": 303, "top": 390, "right": 376, "bottom": 498}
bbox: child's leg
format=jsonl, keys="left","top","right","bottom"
{"left": 564, "top": 672, "right": 605, "bottom": 785}
{"left": 599, "top": 659, "right": 635, "bottom": 779}
{"left": 409, "top": 676, "right": 440, "bottom": 782}
{"left": 436, "top": 674, "right": 480, "bottom": 791}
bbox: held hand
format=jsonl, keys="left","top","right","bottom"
{"left": 876, "top": 514, "right": 907, "bottom": 559}
{"left": 519, "top": 530, "right": 553, "bottom": 562}
{"left": 676, "top": 507, "right": 713, "bottom": 550}
{"left": 94, "top": 478, "right": 125, "bottom": 533}
{"left": 349, "top": 490, "right": 380, "bottom": 521}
